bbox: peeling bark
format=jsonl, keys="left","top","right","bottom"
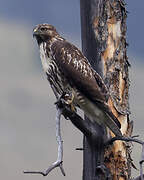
{"left": 92, "top": 0, "right": 132, "bottom": 179}
{"left": 81, "top": 0, "right": 132, "bottom": 179}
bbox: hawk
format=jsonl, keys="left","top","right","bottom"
{"left": 33, "top": 24, "right": 122, "bottom": 137}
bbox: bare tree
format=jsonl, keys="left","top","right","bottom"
{"left": 24, "top": 0, "right": 144, "bottom": 180}
{"left": 80, "top": 0, "right": 142, "bottom": 179}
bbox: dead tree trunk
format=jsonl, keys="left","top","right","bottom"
{"left": 80, "top": 0, "right": 133, "bottom": 179}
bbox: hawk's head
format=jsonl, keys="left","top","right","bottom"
{"left": 33, "top": 24, "right": 59, "bottom": 44}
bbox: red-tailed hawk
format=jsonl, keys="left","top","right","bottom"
{"left": 33, "top": 24, "right": 122, "bottom": 137}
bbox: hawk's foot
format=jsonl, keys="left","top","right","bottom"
{"left": 62, "top": 92, "right": 76, "bottom": 112}
{"left": 55, "top": 92, "right": 76, "bottom": 112}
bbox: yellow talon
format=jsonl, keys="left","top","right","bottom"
{"left": 63, "top": 92, "right": 76, "bottom": 112}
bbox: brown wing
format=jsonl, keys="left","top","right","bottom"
{"left": 51, "top": 40, "right": 109, "bottom": 103}
{"left": 51, "top": 40, "right": 121, "bottom": 129}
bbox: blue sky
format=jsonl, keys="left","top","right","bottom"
{"left": 0, "top": 0, "right": 143, "bottom": 58}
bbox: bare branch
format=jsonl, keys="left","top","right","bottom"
{"left": 24, "top": 108, "right": 65, "bottom": 176}
{"left": 105, "top": 136, "right": 144, "bottom": 146}
{"left": 140, "top": 144, "right": 144, "bottom": 180}
{"left": 106, "top": 136, "right": 144, "bottom": 180}
{"left": 56, "top": 100, "right": 93, "bottom": 137}
{"left": 131, "top": 175, "right": 144, "bottom": 180}
{"left": 75, "top": 148, "right": 84, "bottom": 151}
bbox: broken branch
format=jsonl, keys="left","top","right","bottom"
{"left": 56, "top": 100, "right": 93, "bottom": 137}
{"left": 24, "top": 108, "right": 65, "bottom": 176}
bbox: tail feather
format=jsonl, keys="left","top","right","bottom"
{"left": 97, "top": 102, "right": 121, "bottom": 129}
{"left": 103, "top": 113, "right": 122, "bottom": 137}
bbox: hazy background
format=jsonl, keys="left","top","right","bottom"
{"left": 0, "top": 0, "right": 143, "bottom": 179}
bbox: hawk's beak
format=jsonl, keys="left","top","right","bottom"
{"left": 33, "top": 28, "right": 39, "bottom": 38}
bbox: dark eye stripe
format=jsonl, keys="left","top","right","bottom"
{"left": 41, "top": 27, "right": 47, "bottom": 31}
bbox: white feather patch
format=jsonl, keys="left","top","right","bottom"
{"left": 39, "top": 43, "right": 51, "bottom": 72}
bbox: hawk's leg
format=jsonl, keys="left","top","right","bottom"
{"left": 56, "top": 91, "right": 76, "bottom": 112}
{"left": 63, "top": 92, "right": 76, "bottom": 112}
{"left": 23, "top": 108, "right": 66, "bottom": 176}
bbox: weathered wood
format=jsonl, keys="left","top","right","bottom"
{"left": 80, "top": 0, "right": 109, "bottom": 180}
{"left": 82, "top": 118, "right": 107, "bottom": 180}
{"left": 80, "top": 0, "right": 132, "bottom": 179}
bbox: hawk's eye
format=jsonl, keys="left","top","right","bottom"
{"left": 40, "top": 27, "right": 47, "bottom": 31}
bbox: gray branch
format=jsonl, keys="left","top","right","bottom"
{"left": 24, "top": 108, "right": 65, "bottom": 176}
{"left": 131, "top": 175, "right": 144, "bottom": 180}
{"left": 140, "top": 144, "right": 144, "bottom": 180}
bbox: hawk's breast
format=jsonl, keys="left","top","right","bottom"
{"left": 39, "top": 42, "right": 52, "bottom": 72}
{"left": 39, "top": 42, "right": 72, "bottom": 96}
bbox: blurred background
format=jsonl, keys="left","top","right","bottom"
{"left": 0, "top": 0, "right": 143, "bottom": 179}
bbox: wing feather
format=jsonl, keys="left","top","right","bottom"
{"left": 51, "top": 40, "right": 121, "bottom": 129}
{"left": 51, "top": 40, "right": 109, "bottom": 103}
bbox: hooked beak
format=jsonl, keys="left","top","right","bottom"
{"left": 33, "top": 28, "right": 38, "bottom": 38}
